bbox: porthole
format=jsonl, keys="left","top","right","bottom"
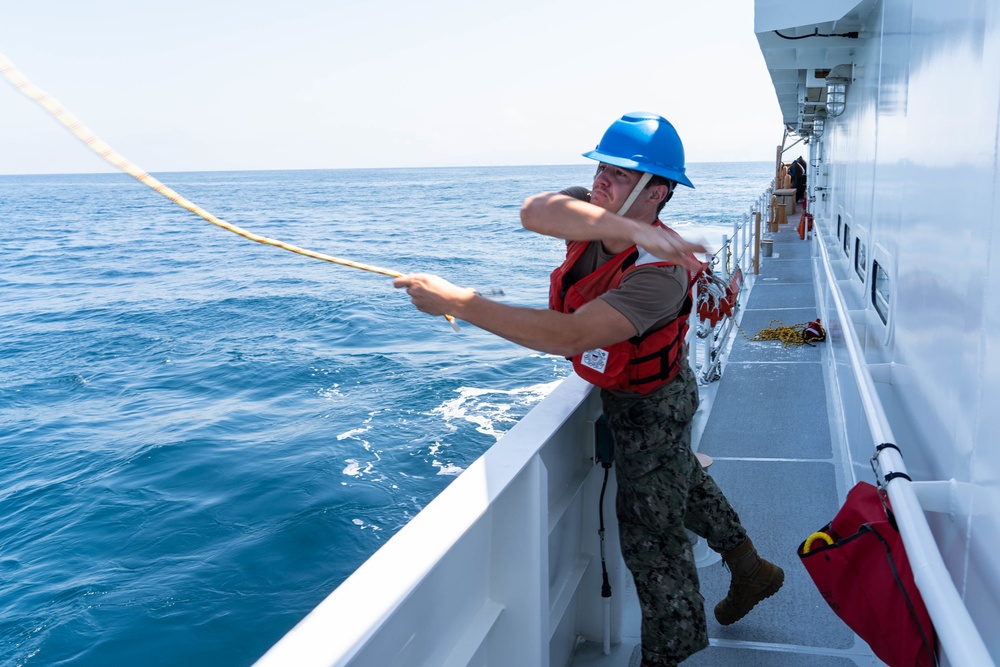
{"left": 855, "top": 238, "right": 867, "bottom": 282}
{"left": 872, "top": 260, "right": 890, "bottom": 325}
{"left": 843, "top": 224, "right": 851, "bottom": 257}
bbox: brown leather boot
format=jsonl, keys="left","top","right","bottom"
{"left": 714, "top": 537, "right": 784, "bottom": 625}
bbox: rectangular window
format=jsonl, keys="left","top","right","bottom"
{"left": 837, "top": 214, "right": 842, "bottom": 240}
{"left": 872, "top": 260, "right": 890, "bottom": 324}
{"left": 855, "top": 239, "right": 867, "bottom": 282}
{"left": 843, "top": 225, "right": 851, "bottom": 256}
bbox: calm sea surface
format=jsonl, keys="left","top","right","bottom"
{"left": 0, "top": 163, "right": 772, "bottom": 666}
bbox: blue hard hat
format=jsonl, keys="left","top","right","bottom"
{"left": 583, "top": 112, "right": 694, "bottom": 189}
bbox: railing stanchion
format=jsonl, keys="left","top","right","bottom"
{"left": 721, "top": 234, "right": 729, "bottom": 281}
{"left": 754, "top": 210, "right": 762, "bottom": 275}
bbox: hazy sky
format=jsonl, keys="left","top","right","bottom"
{"left": 0, "top": 1, "right": 781, "bottom": 175}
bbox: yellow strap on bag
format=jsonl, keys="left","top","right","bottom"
{"left": 801, "top": 531, "right": 835, "bottom": 554}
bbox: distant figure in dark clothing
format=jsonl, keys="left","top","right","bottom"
{"left": 790, "top": 156, "right": 807, "bottom": 206}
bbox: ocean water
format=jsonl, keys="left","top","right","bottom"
{"left": 0, "top": 163, "right": 772, "bottom": 666}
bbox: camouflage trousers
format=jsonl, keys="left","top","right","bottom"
{"left": 601, "top": 362, "right": 747, "bottom": 667}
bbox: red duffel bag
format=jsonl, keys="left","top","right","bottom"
{"left": 797, "top": 480, "right": 937, "bottom": 667}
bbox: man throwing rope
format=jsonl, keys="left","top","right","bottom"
{"left": 395, "top": 112, "right": 783, "bottom": 667}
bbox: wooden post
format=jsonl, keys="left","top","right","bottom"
{"left": 754, "top": 211, "right": 762, "bottom": 275}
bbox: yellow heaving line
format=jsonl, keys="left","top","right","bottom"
{"left": 0, "top": 52, "right": 458, "bottom": 329}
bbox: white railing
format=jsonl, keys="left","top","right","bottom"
{"left": 689, "top": 183, "right": 773, "bottom": 383}
{"left": 254, "top": 375, "right": 619, "bottom": 667}
{"left": 814, "top": 220, "right": 995, "bottom": 667}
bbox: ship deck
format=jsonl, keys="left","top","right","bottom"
{"left": 571, "top": 222, "right": 876, "bottom": 666}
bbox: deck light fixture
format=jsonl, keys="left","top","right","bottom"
{"left": 812, "top": 111, "right": 826, "bottom": 137}
{"left": 825, "top": 64, "right": 854, "bottom": 117}
{"left": 826, "top": 81, "right": 847, "bottom": 116}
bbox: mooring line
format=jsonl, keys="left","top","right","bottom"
{"left": 0, "top": 52, "right": 458, "bottom": 328}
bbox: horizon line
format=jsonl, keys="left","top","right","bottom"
{"left": 0, "top": 160, "right": 776, "bottom": 178}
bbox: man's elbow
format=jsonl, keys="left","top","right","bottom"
{"left": 550, "top": 334, "right": 599, "bottom": 359}
{"left": 520, "top": 192, "right": 555, "bottom": 232}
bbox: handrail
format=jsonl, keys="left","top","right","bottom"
{"left": 687, "top": 185, "right": 773, "bottom": 384}
{"left": 814, "top": 226, "right": 995, "bottom": 667}
{"left": 690, "top": 184, "right": 771, "bottom": 384}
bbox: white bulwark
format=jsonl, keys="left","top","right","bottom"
{"left": 257, "top": 0, "right": 1000, "bottom": 664}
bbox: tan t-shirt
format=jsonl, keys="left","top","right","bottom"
{"left": 556, "top": 185, "right": 688, "bottom": 335}
{"left": 563, "top": 242, "right": 688, "bottom": 336}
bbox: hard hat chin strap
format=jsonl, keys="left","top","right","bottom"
{"left": 616, "top": 172, "right": 654, "bottom": 216}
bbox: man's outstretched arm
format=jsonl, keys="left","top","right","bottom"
{"left": 394, "top": 272, "right": 636, "bottom": 357}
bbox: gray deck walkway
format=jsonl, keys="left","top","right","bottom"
{"left": 689, "top": 223, "right": 872, "bottom": 665}
{"left": 573, "top": 223, "right": 878, "bottom": 666}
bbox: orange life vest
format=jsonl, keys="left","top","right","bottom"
{"left": 548, "top": 229, "right": 696, "bottom": 395}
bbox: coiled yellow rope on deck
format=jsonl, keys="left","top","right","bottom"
{"left": 737, "top": 319, "right": 826, "bottom": 347}
{"left": 0, "top": 52, "right": 458, "bottom": 329}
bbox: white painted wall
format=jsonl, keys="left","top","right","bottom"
{"left": 801, "top": 0, "right": 1000, "bottom": 659}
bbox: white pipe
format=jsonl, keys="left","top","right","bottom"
{"left": 702, "top": 329, "right": 712, "bottom": 380}
{"left": 737, "top": 213, "right": 742, "bottom": 273}
{"left": 603, "top": 598, "right": 611, "bottom": 655}
{"left": 687, "top": 306, "right": 698, "bottom": 373}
